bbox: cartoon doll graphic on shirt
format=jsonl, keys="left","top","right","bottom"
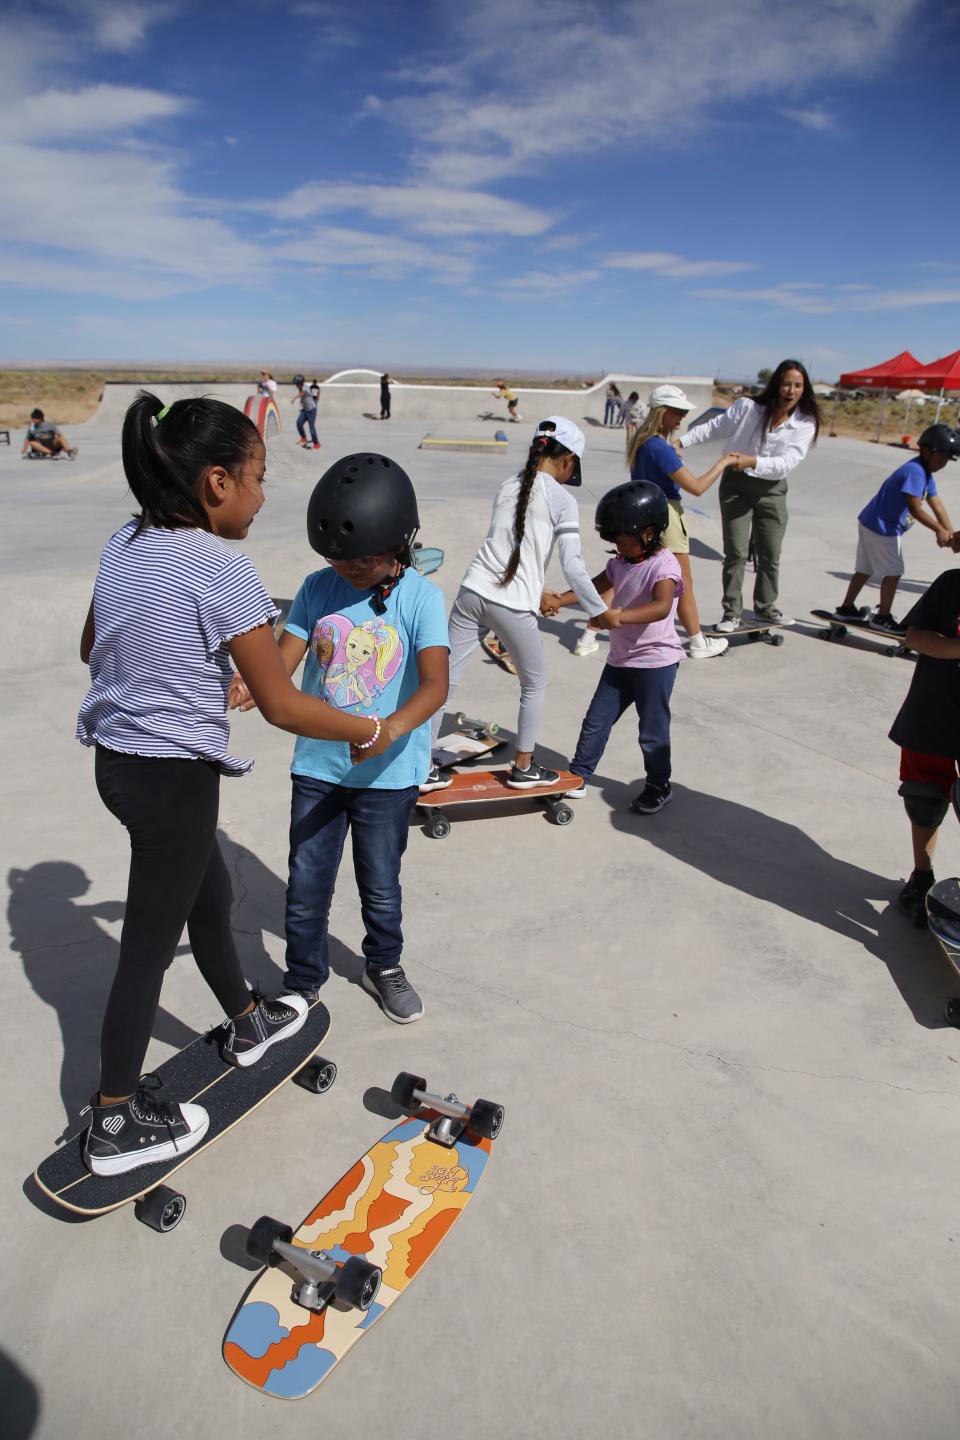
{"left": 311, "top": 614, "right": 403, "bottom": 711}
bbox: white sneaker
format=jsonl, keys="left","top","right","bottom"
{"left": 715, "top": 614, "right": 740, "bottom": 633}
{"left": 688, "top": 634, "right": 728, "bottom": 660}
{"left": 574, "top": 630, "right": 600, "bottom": 656}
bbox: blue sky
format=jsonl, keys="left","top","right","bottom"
{"left": 1, "top": 0, "right": 958, "bottom": 380}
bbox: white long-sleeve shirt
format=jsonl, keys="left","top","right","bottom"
{"left": 459, "top": 470, "right": 606, "bottom": 617}
{"left": 681, "top": 396, "right": 816, "bottom": 482}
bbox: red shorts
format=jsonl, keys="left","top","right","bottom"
{"left": 899, "top": 748, "right": 960, "bottom": 797}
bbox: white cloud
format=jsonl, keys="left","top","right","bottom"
{"left": 4, "top": 84, "right": 187, "bottom": 143}
{"left": 268, "top": 181, "right": 550, "bottom": 238}
{"left": 696, "top": 282, "right": 960, "bottom": 315}
{"left": 605, "top": 252, "right": 755, "bottom": 279}
{"left": 272, "top": 226, "right": 475, "bottom": 284}
{"left": 696, "top": 285, "right": 837, "bottom": 314}
{"left": 500, "top": 269, "right": 601, "bottom": 293}
{"left": 780, "top": 107, "right": 836, "bottom": 132}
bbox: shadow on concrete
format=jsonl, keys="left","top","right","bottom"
{"left": 0, "top": 1348, "right": 40, "bottom": 1439}
{"left": 8, "top": 862, "right": 199, "bottom": 1134}
{"left": 363, "top": 1084, "right": 405, "bottom": 1121}
{"left": 220, "top": 1223, "right": 260, "bottom": 1271}
{"left": 826, "top": 570, "right": 929, "bottom": 596}
{"left": 690, "top": 536, "right": 724, "bottom": 562}
{"left": 593, "top": 780, "right": 945, "bottom": 1027}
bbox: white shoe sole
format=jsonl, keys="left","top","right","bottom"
{"left": 225, "top": 996, "right": 309, "bottom": 1068}
{"left": 632, "top": 791, "right": 674, "bottom": 815}
{"left": 85, "top": 1104, "right": 210, "bottom": 1175}
{"left": 688, "top": 643, "right": 728, "bottom": 660}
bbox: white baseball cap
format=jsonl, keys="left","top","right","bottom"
{"left": 648, "top": 384, "right": 695, "bottom": 413}
{"left": 534, "top": 415, "right": 585, "bottom": 486}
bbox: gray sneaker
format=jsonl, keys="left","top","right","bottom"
{"left": 362, "top": 965, "right": 424, "bottom": 1024}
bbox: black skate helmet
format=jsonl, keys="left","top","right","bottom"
{"left": 291, "top": 373, "right": 305, "bottom": 388}
{"left": 918, "top": 423, "right": 960, "bottom": 459}
{"left": 596, "top": 480, "right": 669, "bottom": 556}
{"left": 308, "top": 453, "right": 419, "bottom": 561}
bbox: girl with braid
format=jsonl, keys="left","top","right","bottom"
{"left": 424, "top": 417, "right": 620, "bottom": 791}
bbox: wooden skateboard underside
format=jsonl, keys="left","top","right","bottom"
{"left": 34, "top": 1001, "right": 332, "bottom": 1216}
{"left": 223, "top": 1113, "right": 493, "bottom": 1399}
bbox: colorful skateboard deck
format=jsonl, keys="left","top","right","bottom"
{"left": 223, "top": 1075, "right": 503, "bottom": 1400}
{"left": 33, "top": 1000, "right": 334, "bottom": 1231}
{"left": 927, "top": 878, "right": 960, "bottom": 1024}
{"left": 417, "top": 768, "right": 580, "bottom": 837}
{"left": 811, "top": 609, "right": 913, "bottom": 658}
{"left": 698, "top": 618, "right": 786, "bottom": 648}
{"left": 480, "top": 631, "right": 517, "bottom": 674}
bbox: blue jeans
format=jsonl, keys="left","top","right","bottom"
{"left": 284, "top": 776, "right": 418, "bottom": 992}
{"left": 297, "top": 408, "right": 318, "bottom": 445}
{"left": 571, "top": 662, "right": 678, "bottom": 788}
{"left": 603, "top": 399, "right": 619, "bottom": 425}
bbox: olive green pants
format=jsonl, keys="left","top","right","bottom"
{"left": 718, "top": 468, "right": 789, "bottom": 616}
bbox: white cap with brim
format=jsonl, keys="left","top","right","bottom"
{"left": 534, "top": 415, "right": 585, "bottom": 486}
{"left": 648, "top": 384, "right": 695, "bottom": 413}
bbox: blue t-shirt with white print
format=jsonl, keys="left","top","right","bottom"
{"left": 284, "top": 566, "right": 448, "bottom": 788}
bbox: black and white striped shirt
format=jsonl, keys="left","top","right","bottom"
{"left": 76, "top": 520, "right": 278, "bottom": 775}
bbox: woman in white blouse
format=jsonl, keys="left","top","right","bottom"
{"left": 680, "top": 359, "right": 820, "bottom": 628}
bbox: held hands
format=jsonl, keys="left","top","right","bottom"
{"left": 726, "top": 452, "right": 756, "bottom": 471}
{"left": 227, "top": 674, "right": 257, "bottom": 712}
{"left": 540, "top": 589, "right": 563, "bottom": 616}
{"left": 951, "top": 532, "right": 960, "bottom": 554}
{"left": 935, "top": 525, "right": 954, "bottom": 548}
{"left": 589, "top": 607, "right": 622, "bottom": 630}
{"left": 349, "top": 715, "right": 398, "bottom": 764}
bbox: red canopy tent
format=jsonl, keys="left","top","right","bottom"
{"left": 903, "top": 349, "right": 960, "bottom": 392}
{"left": 837, "top": 350, "right": 923, "bottom": 389}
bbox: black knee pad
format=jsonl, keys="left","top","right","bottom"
{"left": 899, "top": 780, "right": 949, "bottom": 830}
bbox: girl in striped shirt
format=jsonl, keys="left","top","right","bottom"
{"left": 75, "top": 392, "right": 380, "bottom": 1176}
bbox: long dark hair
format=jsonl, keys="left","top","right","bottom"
{"left": 753, "top": 359, "right": 821, "bottom": 442}
{"left": 121, "top": 390, "right": 260, "bottom": 535}
{"left": 498, "top": 434, "right": 571, "bottom": 587}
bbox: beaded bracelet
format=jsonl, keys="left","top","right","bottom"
{"left": 354, "top": 715, "right": 381, "bottom": 751}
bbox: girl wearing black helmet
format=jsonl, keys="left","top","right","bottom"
{"left": 425, "top": 417, "right": 621, "bottom": 790}
{"left": 229, "top": 453, "right": 448, "bottom": 1025}
{"left": 547, "top": 479, "right": 685, "bottom": 815}
{"left": 75, "top": 393, "right": 381, "bottom": 1178}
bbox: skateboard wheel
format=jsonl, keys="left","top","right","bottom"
{"left": 945, "top": 999, "right": 960, "bottom": 1026}
{"left": 247, "top": 1214, "right": 293, "bottom": 1267}
{"left": 772, "top": 634, "right": 784, "bottom": 646}
{"left": 469, "top": 1098, "right": 504, "bottom": 1139}
{"left": 295, "top": 1056, "right": 338, "bottom": 1094}
{"left": 428, "top": 817, "right": 451, "bottom": 839}
{"left": 391, "top": 1071, "right": 426, "bottom": 1110}
{"left": 552, "top": 804, "right": 574, "bottom": 826}
{"left": 135, "top": 1185, "right": 186, "bottom": 1233}
{"left": 336, "top": 1256, "right": 382, "bottom": 1311}
{"left": 487, "top": 722, "right": 500, "bottom": 736}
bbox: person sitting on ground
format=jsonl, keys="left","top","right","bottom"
{"left": 834, "top": 423, "right": 957, "bottom": 631}
{"left": 888, "top": 565, "right": 960, "bottom": 926}
{"left": 22, "top": 408, "right": 77, "bottom": 460}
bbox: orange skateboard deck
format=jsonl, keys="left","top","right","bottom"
{"left": 416, "top": 768, "right": 580, "bottom": 837}
{"left": 222, "top": 1073, "right": 503, "bottom": 1400}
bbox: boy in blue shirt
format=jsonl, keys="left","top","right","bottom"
{"left": 230, "top": 454, "right": 448, "bottom": 1021}
{"left": 835, "top": 424, "right": 958, "bottom": 630}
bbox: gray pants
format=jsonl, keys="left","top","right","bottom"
{"left": 431, "top": 587, "right": 546, "bottom": 754}
{"left": 719, "top": 468, "right": 789, "bottom": 615}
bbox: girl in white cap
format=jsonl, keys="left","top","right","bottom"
{"left": 626, "top": 385, "right": 739, "bottom": 659}
{"left": 679, "top": 360, "right": 820, "bottom": 628}
{"left": 424, "top": 416, "right": 620, "bottom": 789}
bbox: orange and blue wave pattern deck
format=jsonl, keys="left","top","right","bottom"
{"left": 223, "top": 1114, "right": 493, "bottom": 1399}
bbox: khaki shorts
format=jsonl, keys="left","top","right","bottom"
{"left": 855, "top": 521, "right": 902, "bottom": 579}
{"left": 663, "top": 498, "right": 689, "bottom": 555}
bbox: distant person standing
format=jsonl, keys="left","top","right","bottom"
{"left": 308, "top": 378, "right": 321, "bottom": 404}
{"left": 22, "top": 408, "right": 77, "bottom": 460}
{"left": 291, "top": 374, "right": 320, "bottom": 450}
{"left": 257, "top": 370, "right": 278, "bottom": 399}
{"left": 380, "top": 373, "right": 393, "bottom": 420}
{"left": 493, "top": 379, "right": 521, "bottom": 423}
{"left": 679, "top": 359, "right": 820, "bottom": 630}
{"left": 603, "top": 383, "right": 622, "bottom": 427}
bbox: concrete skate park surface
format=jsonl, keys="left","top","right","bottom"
{"left": 2, "top": 396, "right": 959, "bottom": 1440}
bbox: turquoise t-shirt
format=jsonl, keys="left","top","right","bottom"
{"left": 284, "top": 567, "right": 448, "bottom": 789}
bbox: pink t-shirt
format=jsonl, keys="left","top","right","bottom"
{"left": 606, "top": 548, "right": 684, "bottom": 669}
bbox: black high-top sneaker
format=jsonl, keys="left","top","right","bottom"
{"left": 220, "top": 990, "right": 308, "bottom": 1068}
{"left": 82, "top": 1076, "right": 209, "bottom": 1176}
{"left": 898, "top": 868, "right": 935, "bottom": 928}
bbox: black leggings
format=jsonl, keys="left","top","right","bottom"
{"left": 95, "top": 746, "right": 250, "bottom": 1096}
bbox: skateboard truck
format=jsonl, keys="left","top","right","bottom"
{"left": 390, "top": 1072, "right": 505, "bottom": 1147}
{"left": 246, "top": 1217, "right": 382, "bottom": 1313}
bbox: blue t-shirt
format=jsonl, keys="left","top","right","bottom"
{"left": 630, "top": 435, "right": 683, "bottom": 502}
{"left": 859, "top": 459, "right": 937, "bottom": 537}
{"left": 284, "top": 567, "right": 448, "bottom": 789}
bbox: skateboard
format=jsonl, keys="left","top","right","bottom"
{"left": 223, "top": 1072, "right": 504, "bottom": 1400}
{"left": 480, "top": 631, "right": 517, "bottom": 675}
{"left": 927, "top": 879, "right": 960, "bottom": 1024}
{"left": 33, "top": 1000, "right": 336, "bottom": 1232}
{"left": 811, "top": 609, "right": 913, "bottom": 659}
{"left": 432, "top": 711, "right": 506, "bottom": 769}
{"left": 417, "top": 768, "right": 580, "bottom": 838}
{"left": 412, "top": 544, "right": 444, "bottom": 577}
{"left": 699, "top": 619, "right": 785, "bottom": 648}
